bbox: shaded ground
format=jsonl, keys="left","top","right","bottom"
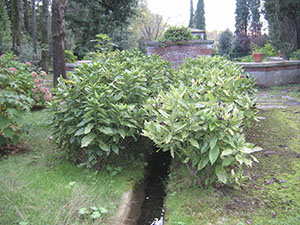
{"left": 164, "top": 84, "right": 300, "bottom": 225}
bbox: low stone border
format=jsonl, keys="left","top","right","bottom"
{"left": 236, "top": 60, "right": 300, "bottom": 87}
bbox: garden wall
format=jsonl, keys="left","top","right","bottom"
{"left": 236, "top": 61, "right": 300, "bottom": 87}
{"left": 65, "top": 60, "right": 91, "bottom": 73}
{"left": 145, "top": 40, "right": 214, "bottom": 68}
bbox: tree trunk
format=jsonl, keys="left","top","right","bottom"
{"left": 32, "top": 0, "right": 37, "bottom": 54}
{"left": 11, "top": 0, "right": 22, "bottom": 55}
{"left": 52, "top": 0, "right": 68, "bottom": 87}
{"left": 41, "top": 0, "right": 50, "bottom": 72}
{"left": 23, "top": 0, "right": 30, "bottom": 33}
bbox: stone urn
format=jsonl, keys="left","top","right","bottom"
{"left": 253, "top": 52, "right": 264, "bottom": 62}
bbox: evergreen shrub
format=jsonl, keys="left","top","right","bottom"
{"left": 50, "top": 50, "right": 261, "bottom": 186}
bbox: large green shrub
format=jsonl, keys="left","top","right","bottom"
{"left": 50, "top": 51, "right": 260, "bottom": 186}
{"left": 160, "top": 26, "right": 194, "bottom": 42}
{"left": 0, "top": 53, "right": 51, "bottom": 145}
{"left": 50, "top": 49, "right": 174, "bottom": 167}
{"left": 143, "top": 56, "right": 260, "bottom": 185}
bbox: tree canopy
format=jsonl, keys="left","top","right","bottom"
{"left": 65, "top": 0, "right": 140, "bottom": 57}
{"left": 264, "top": 0, "right": 300, "bottom": 57}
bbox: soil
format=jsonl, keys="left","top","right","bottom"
{"left": 0, "top": 141, "right": 29, "bottom": 158}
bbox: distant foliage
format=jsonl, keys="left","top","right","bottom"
{"left": 0, "top": 53, "right": 51, "bottom": 146}
{"left": 0, "top": 1, "right": 11, "bottom": 53}
{"left": 65, "top": 50, "right": 77, "bottom": 63}
{"left": 160, "top": 26, "right": 194, "bottom": 42}
{"left": 218, "top": 29, "right": 233, "bottom": 56}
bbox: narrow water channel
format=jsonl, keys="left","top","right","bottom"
{"left": 136, "top": 150, "right": 172, "bottom": 225}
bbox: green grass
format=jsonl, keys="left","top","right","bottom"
{"left": 164, "top": 85, "right": 300, "bottom": 225}
{"left": 0, "top": 110, "right": 145, "bottom": 225}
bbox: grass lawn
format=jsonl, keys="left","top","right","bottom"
{"left": 164, "top": 85, "right": 300, "bottom": 225}
{"left": 0, "top": 110, "right": 145, "bottom": 225}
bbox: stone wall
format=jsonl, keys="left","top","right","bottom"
{"left": 145, "top": 40, "right": 214, "bottom": 68}
{"left": 236, "top": 61, "right": 300, "bottom": 87}
{"left": 65, "top": 60, "right": 91, "bottom": 74}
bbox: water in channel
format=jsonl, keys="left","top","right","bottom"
{"left": 136, "top": 150, "right": 172, "bottom": 225}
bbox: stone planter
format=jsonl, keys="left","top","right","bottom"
{"left": 253, "top": 52, "right": 264, "bottom": 62}
{"left": 145, "top": 40, "right": 214, "bottom": 68}
{"left": 236, "top": 60, "right": 300, "bottom": 87}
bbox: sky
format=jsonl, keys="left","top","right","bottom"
{"left": 147, "top": 0, "right": 236, "bottom": 32}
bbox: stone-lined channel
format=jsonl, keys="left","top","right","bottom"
{"left": 136, "top": 150, "right": 171, "bottom": 225}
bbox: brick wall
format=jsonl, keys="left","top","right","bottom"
{"left": 145, "top": 40, "right": 214, "bottom": 68}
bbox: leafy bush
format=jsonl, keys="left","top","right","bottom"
{"left": 50, "top": 51, "right": 260, "bottom": 186}
{"left": 291, "top": 49, "right": 300, "bottom": 60}
{"left": 143, "top": 56, "right": 261, "bottom": 185}
{"left": 160, "top": 26, "right": 194, "bottom": 42}
{"left": 50, "top": 49, "right": 174, "bottom": 167}
{"left": 65, "top": 50, "right": 77, "bottom": 63}
{"left": 0, "top": 53, "right": 51, "bottom": 146}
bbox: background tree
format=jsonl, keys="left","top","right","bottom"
{"left": 194, "top": 0, "right": 206, "bottom": 30}
{"left": 65, "top": 0, "right": 139, "bottom": 58}
{"left": 41, "top": 0, "right": 50, "bottom": 72}
{"left": 188, "top": 0, "right": 194, "bottom": 28}
{"left": 264, "top": 0, "right": 300, "bottom": 58}
{"left": 23, "top": 0, "right": 30, "bottom": 34}
{"left": 249, "top": 0, "right": 261, "bottom": 35}
{"left": 218, "top": 29, "right": 233, "bottom": 56}
{"left": 32, "top": 0, "right": 37, "bottom": 54}
{"left": 52, "top": 0, "right": 68, "bottom": 86}
{"left": 235, "top": 0, "right": 249, "bottom": 34}
{"left": 0, "top": 1, "right": 12, "bottom": 53}
{"left": 11, "top": 0, "right": 22, "bottom": 55}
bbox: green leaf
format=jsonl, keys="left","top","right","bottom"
{"left": 99, "top": 127, "right": 114, "bottom": 135}
{"left": 183, "top": 157, "right": 190, "bottom": 164}
{"left": 0, "top": 116, "right": 10, "bottom": 129}
{"left": 78, "top": 207, "right": 89, "bottom": 215}
{"left": 198, "top": 155, "right": 209, "bottom": 170}
{"left": 158, "top": 109, "right": 169, "bottom": 119}
{"left": 222, "top": 156, "right": 235, "bottom": 167}
{"left": 81, "top": 133, "right": 96, "bottom": 147}
{"left": 189, "top": 138, "right": 199, "bottom": 148}
{"left": 99, "top": 207, "right": 108, "bottom": 214}
{"left": 112, "top": 144, "right": 119, "bottom": 154}
{"left": 91, "top": 211, "right": 101, "bottom": 219}
{"left": 216, "top": 165, "right": 227, "bottom": 184}
{"left": 99, "top": 142, "right": 110, "bottom": 152}
{"left": 209, "top": 135, "right": 218, "bottom": 150}
{"left": 84, "top": 123, "right": 94, "bottom": 134}
{"left": 75, "top": 128, "right": 85, "bottom": 136}
{"left": 201, "top": 141, "right": 209, "bottom": 154}
{"left": 209, "top": 145, "right": 219, "bottom": 165}
{"left": 118, "top": 129, "right": 126, "bottom": 139}
{"left": 221, "top": 149, "right": 233, "bottom": 157}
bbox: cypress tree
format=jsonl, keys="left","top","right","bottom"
{"left": 194, "top": 0, "right": 206, "bottom": 30}
{"left": 235, "top": 0, "right": 249, "bottom": 34}
{"left": 188, "top": 0, "right": 194, "bottom": 28}
{"left": 249, "top": 0, "right": 261, "bottom": 35}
